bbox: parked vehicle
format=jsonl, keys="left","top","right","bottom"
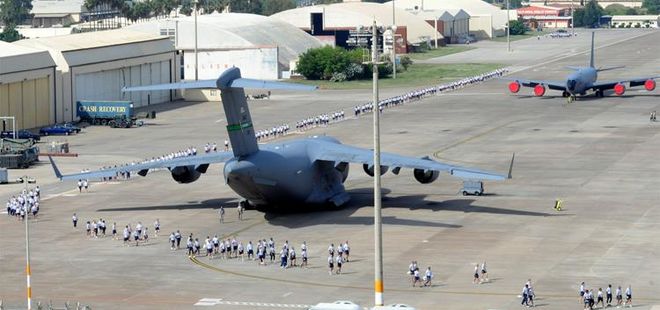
{"left": 59, "top": 122, "right": 82, "bottom": 133}
{"left": 0, "top": 130, "right": 41, "bottom": 141}
{"left": 77, "top": 100, "right": 134, "bottom": 125}
{"left": 462, "top": 180, "right": 484, "bottom": 196}
{"left": 39, "top": 125, "right": 76, "bottom": 136}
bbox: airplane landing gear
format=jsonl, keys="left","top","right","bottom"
{"left": 567, "top": 95, "right": 575, "bottom": 103}
{"left": 562, "top": 91, "right": 570, "bottom": 98}
{"left": 595, "top": 90, "right": 604, "bottom": 97}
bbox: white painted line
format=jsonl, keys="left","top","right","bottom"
{"left": 282, "top": 292, "right": 293, "bottom": 297}
{"left": 194, "top": 300, "right": 313, "bottom": 308}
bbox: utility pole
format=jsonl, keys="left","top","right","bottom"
{"left": 370, "top": 19, "right": 384, "bottom": 307}
{"left": 22, "top": 176, "right": 34, "bottom": 310}
{"left": 193, "top": 0, "right": 199, "bottom": 81}
{"left": 571, "top": 0, "right": 575, "bottom": 36}
{"left": 391, "top": 0, "right": 396, "bottom": 79}
{"left": 506, "top": 0, "right": 511, "bottom": 52}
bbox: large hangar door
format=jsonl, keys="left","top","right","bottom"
{"left": 0, "top": 78, "right": 51, "bottom": 129}
{"left": 75, "top": 70, "right": 121, "bottom": 103}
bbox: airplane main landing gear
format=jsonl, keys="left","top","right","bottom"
{"left": 595, "top": 90, "right": 604, "bottom": 97}
{"left": 567, "top": 95, "right": 575, "bottom": 103}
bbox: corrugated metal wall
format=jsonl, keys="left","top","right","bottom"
{"left": 74, "top": 60, "right": 170, "bottom": 109}
{"left": 0, "top": 78, "right": 51, "bottom": 130}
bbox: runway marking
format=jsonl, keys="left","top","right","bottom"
{"left": 282, "top": 292, "right": 293, "bottom": 297}
{"left": 194, "top": 299, "right": 310, "bottom": 308}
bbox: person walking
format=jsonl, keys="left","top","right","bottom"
{"left": 595, "top": 288, "right": 604, "bottom": 308}
{"left": 606, "top": 284, "right": 612, "bottom": 307}
{"left": 72, "top": 213, "right": 78, "bottom": 228}
{"left": 480, "top": 261, "right": 488, "bottom": 283}
{"left": 521, "top": 284, "right": 530, "bottom": 307}
{"left": 473, "top": 264, "right": 480, "bottom": 284}
{"left": 423, "top": 267, "right": 433, "bottom": 287}
{"left": 625, "top": 285, "right": 632, "bottom": 308}
{"left": 327, "top": 255, "right": 334, "bottom": 275}
{"left": 219, "top": 206, "right": 225, "bottom": 223}
{"left": 335, "top": 254, "right": 343, "bottom": 274}
{"left": 616, "top": 286, "right": 623, "bottom": 307}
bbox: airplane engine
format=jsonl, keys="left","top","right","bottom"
{"left": 533, "top": 84, "right": 546, "bottom": 97}
{"left": 170, "top": 165, "right": 202, "bottom": 184}
{"left": 508, "top": 81, "right": 521, "bottom": 93}
{"left": 413, "top": 168, "right": 439, "bottom": 184}
{"left": 645, "top": 79, "right": 656, "bottom": 91}
{"left": 335, "top": 162, "right": 350, "bottom": 183}
{"left": 614, "top": 83, "right": 626, "bottom": 96}
{"left": 363, "top": 164, "right": 388, "bottom": 177}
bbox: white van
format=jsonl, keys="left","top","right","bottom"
{"left": 462, "top": 180, "right": 484, "bottom": 196}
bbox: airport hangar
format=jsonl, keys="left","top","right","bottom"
{"left": 8, "top": 29, "right": 176, "bottom": 125}
{"left": 127, "top": 13, "right": 324, "bottom": 101}
{"left": 270, "top": 2, "right": 443, "bottom": 54}
{"left": 0, "top": 42, "right": 56, "bottom": 130}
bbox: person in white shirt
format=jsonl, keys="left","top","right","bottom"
{"left": 72, "top": 213, "right": 78, "bottom": 228}
{"left": 335, "top": 255, "right": 343, "bottom": 274}
{"left": 246, "top": 241, "right": 254, "bottom": 260}
{"left": 412, "top": 269, "right": 421, "bottom": 287}
{"left": 289, "top": 247, "right": 296, "bottom": 267}
{"left": 154, "top": 219, "right": 160, "bottom": 236}
{"left": 480, "top": 261, "right": 488, "bottom": 282}
{"left": 595, "top": 288, "right": 604, "bottom": 308}
{"left": 342, "top": 241, "right": 350, "bottom": 262}
{"left": 616, "top": 286, "right": 623, "bottom": 307}
{"left": 625, "top": 285, "right": 632, "bottom": 307}
{"left": 328, "top": 244, "right": 335, "bottom": 257}
{"left": 169, "top": 232, "right": 176, "bottom": 250}
{"left": 77, "top": 180, "right": 83, "bottom": 192}
{"left": 301, "top": 245, "right": 308, "bottom": 268}
{"left": 473, "top": 264, "right": 480, "bottom": 284}
{"left": 123, "top": 226, "right": 130, "bottom": 246}
{"left": 423, "top": 267, "right": 433, "bottom": 287}
{"left": 606, "top": 284, "right": 612, "bottom": 306}
{"left": 327, "top": 255, "right": 334, "bottom": 275}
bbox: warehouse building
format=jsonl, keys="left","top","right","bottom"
{"left": 271, "top": 2, "right": 442, "bottom": 54}
{"left": 30, "top": 0, "right": 86, "bottom": 27}
{"left": 388, "top": 0, "right": 516, "bottom": 39}
{"left": 14, "top": 29, "right": 176, "bottom": 123}
{"left": 517, "top": 5, "right": 572, "bottom": 29}
{"left": 414, "top": 9, "right": 471, "bottom": 45}
{"left": 0, "top": 42, "right": 57, "bottom": 130}
{"left": 128, "top": 13, "right": 322, "bottom": 81}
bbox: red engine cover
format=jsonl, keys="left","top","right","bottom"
{"left": 533, "top": 84, "right": 546, "bottom": 97}
{"left": 614, "top": 83, "right": 626, "bottom": 95}
{"left": 645, "top": 79, "right": 656, "bottom": 91}
{"left": 508, "top": 81, "right": 521, "bottom": 93}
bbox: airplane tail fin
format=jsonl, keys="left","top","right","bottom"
{"left": 123, "top": 68, "right": 316, "bottom": 158}
{"left": 589, "top": 31, "right": 595, "bottom": 68}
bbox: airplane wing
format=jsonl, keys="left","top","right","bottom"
{"left": 501, "top": 78, "right": 566, "bottom": 91}
{"left": 310, "top": 141, "right": 511, "bottom": 181}
{"left": 48, "top": 151, "right": 234, "bottom": 181}
{"left": 591, "top": 76, "right": 660, "bottom": 91}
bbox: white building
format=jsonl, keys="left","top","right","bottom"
{"left": 610, "top": 15, "right": 660, "bottom": 28}
{"left": 0, "top": 42, "right": 57, "bottom": 129}
{"left": 386, "top": 0, "right": 517, "bottom": 39}
{"left": 14, "top": 29, "right": 176, "bottom": 122}
{"left": 30, "top": 0, "right": 86, "bottom": 27}
{"left": 127, "top": 13, "right": 323, "bottom": 100}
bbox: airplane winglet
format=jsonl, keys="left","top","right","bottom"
{"left": 507, "top": 153, "right": 515, "bottom": 179}
{"left": 48, "top": 155, "right": 63, "bottom": 180}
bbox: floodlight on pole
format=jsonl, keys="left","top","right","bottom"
{"left": 22, "top": 176, "right": 34, "bottom": 310}
{"left": 370, "top": 19, "right": 385, "bottom": 307}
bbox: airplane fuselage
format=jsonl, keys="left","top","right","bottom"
{"left": 223, "top": 136, "right": 350, "bottom": 207}
{"left": 566, "top": 67, "right": 597, "bottom": 95}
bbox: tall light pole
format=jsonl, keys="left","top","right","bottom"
{"left": 506, "top": 0, "right": 511, "bottom": 52}
{"left": 370, "top": 20, "right": 385, "bottom": 307}
{"left": 22, "top": 176, "right": 34, "bottom": 310}
{"left": 391, "top": 0, "right": 396, "bottom": 79}
{"left": 193, "top": 0, "right": 199, "bottom": 81}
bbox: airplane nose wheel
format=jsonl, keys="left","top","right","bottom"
{"left": 566, "top": 96, "right": 574, "bottom": 104}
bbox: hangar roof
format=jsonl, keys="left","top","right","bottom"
{"left": 271, "top": 2, "right": 443, "bottom": 44}
{"left": 0, "top": 41, "right": 56, "bottom": 76}
{"left": 14, "top": 29, "right": 173, "bottom": 70}
{"left": 31, "top": 0, "right": 85, "bottom": 16}
{"left": 127, "top": 13, "right": 323, "bottom": 66}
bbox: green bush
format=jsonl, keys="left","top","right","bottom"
{"left": 509, "top": 20, "right": 527, "bottom": 35}
{"left": 297, "top": 46, "right": 391, "bottom": 81}
{"left": 400, "top": 56, "right": 413, "bottom": 70}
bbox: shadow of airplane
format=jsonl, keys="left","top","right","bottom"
{"left": 97, "top": 198, "right": 236, "bottom": 212}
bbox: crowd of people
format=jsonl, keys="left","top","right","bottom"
{"left": 5, "top": 186, "right": 41, "bottom": 220}
{"left": 578, "top": 282, "right": 632, "bottom": 309}
{"left": 408, "top": 260, "right": 434, "bottom": 287}
{"left": 72, "top": 214, "right": 159, "bottom": 247}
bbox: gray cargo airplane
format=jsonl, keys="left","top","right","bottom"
{"left": 49, "top": 67, "right": 511, "bottom": 208}
{"left": 506, "top": 32, "right": 659, "bottom": 102}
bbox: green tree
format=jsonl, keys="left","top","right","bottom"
{"left": 573, "top": 8, "right": 585, "bottom": 26}
{"left": 643, "top": 0, "right": 660, "bottom": 14}
{"left": 0, "top": 0, "right": 33, "bottom": 26}
{"left": 604, "top": 3, "right": 628, "bottom": 15}
{"left": 508, "top": 19, "right": 526, "bottom": 35}
{"left": 581, "top": 0, "right": 604, "bottom": 28}
{"left": 0, "top": 25, "right": 22, "bottom": 42}
{"left": 261, "top": 0, "right": 295, "bottom": 16}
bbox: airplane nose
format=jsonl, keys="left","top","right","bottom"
{"left": 567, "top": 80, "right": 577, "bottom": 91}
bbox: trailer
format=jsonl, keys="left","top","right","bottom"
{"left": 77, "top": 100, "right": 134, "bottom": 126}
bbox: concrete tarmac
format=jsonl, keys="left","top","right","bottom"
{"left": 1, "top": 29, "right": 660, "bottom": 310}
